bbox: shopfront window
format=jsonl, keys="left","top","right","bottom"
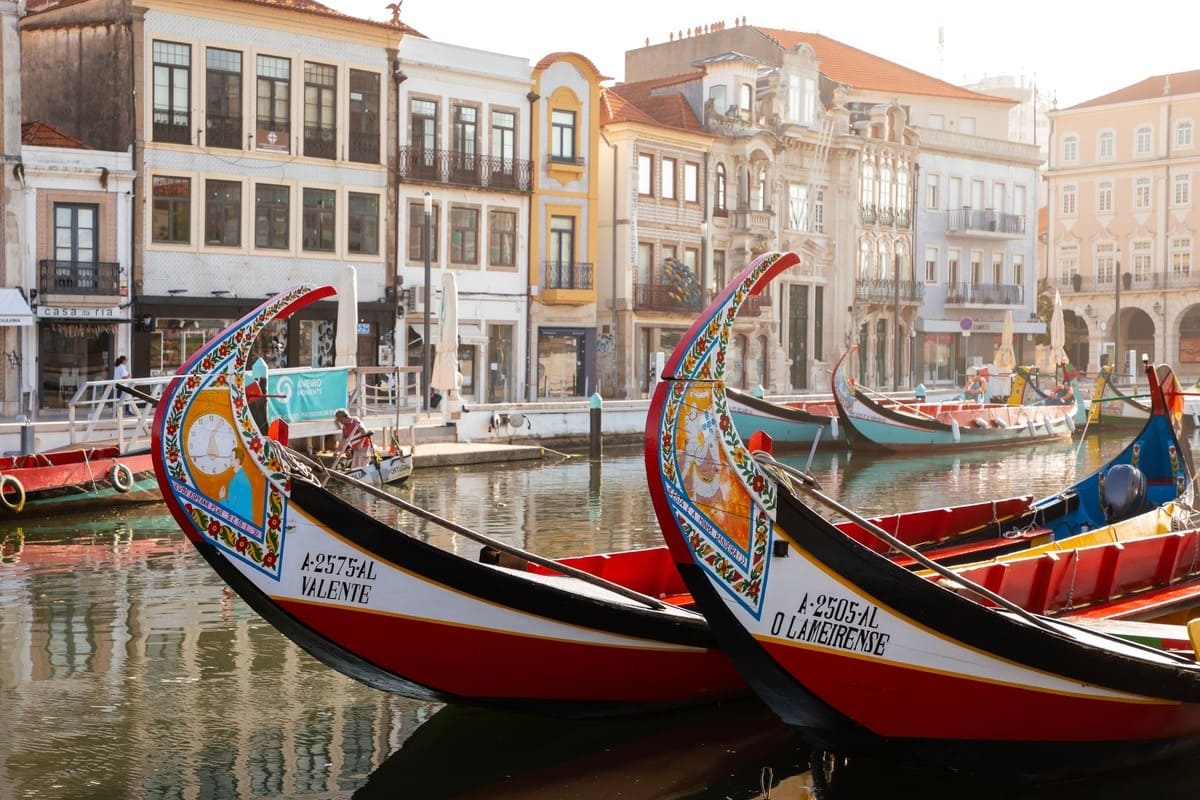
{"left": 39, "top": 322, "right": 114, "bottom": 409}
{"left": 486, "top": 324, "right": 514, "bottom": 402}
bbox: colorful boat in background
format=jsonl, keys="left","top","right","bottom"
{"left": 832, "top": 346, "right": 1078, "bottom": 452}
{"left": 0, "top": 446, "right": 158, "bottom": 518}
{"left": 647, "top": 249, "right": 1200, "bottom": 778}
{"left": 727, "top": 387, "right": 843, "bottom": 449}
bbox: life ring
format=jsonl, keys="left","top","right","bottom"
{"left": 0, "top": 474, "right": 26, "bottom": 513}
{"left": 109, "top": 463, "right": 134, "bottom": 493}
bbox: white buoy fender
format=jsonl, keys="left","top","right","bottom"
{"left": 950, "top": 418, "right": 961, "bottom": 443}
{"left": 109, "top": 463, "right": 134, "bottom": 493}
{"left": 830, "top": 417, "right": 839, "bottom": 440}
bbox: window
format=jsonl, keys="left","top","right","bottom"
{"left": 1013, "top": 254, "right": 1025, "bottom": 287}
{"left": 1136, "top": 126, "right": 1152, "bottom": 155}
{"left": 714, "top": 163, "right": 727, "bottom": 213}
{"left": 450, "top": 207, "right": 479, "bottom": 265}
{"left": 152, "top": 176, "right": 191, "bottom": 244}
{"left": 303, "top": 62, "right": 336, "bottom": 159}
{"left": 1173, "top": 237, "right": 1191, "bottom": 278}
{"left": 54, "top": 204, "right": 97, "bottom": 264}
{"left": 927, "top": 113, "right": 944, "bottom": 130}
{"left": 1135, "top": 177, "right": 1151, "bottom": 210}
{"left": 879, "top": 162, "right": 893, "bottom": 211}
{"left": 788, "top": 77, "right": 816, "bottom": 125}
{"left": 738, "top": 83, "right": 753, "bottom": 122}
{"left": 858, "top": 238, "right": 873, "bottom": 278}
{"left": 812, "top": 189, "right": 825, "bottom": 234}
{"left": 860, "top": 160, "right": 875, "bottom": 206}
{"left": 302, "top": 188, "right": 335, "bottom": 252}
{"left": 991, "top": 252, "right": 1004, "bottom": 285}
{"left": 661, "top": 158, "right": 676, "bottom": 200}
{"left": 1058, "top": 244, "right": 1078, "bottom": 284}
{"left": 878, "top": 239, "right": 892, "bottom": 279}
{"left": 684, "top": 162, "right": 699, "bottom": 203}
{"left": 636, "top": 242, "right": 652, "bottom": 281}
{"left": 1176, "top": 173, "right": 1191, "bottom": 206}
{"left": 488, "top": 209, "right": 516, "bottom": 267}
{"left": 712, "top": 249, "right": 726, "bottom": 288}
{"left": 683, "top": 247, "right": 698, "bottom": 270}
{"left": 925, "top": 173, "right": 939, "bottom": 209}
{"left": 924, "top": 245, "right": 938, "bottom": 283}
{"left": 1096, "top": 243, "right": 1116, "bottom": 283}
{"left": 1062, "top": 185, "right": 1077, "bottom": 215}
{"left": 1062, "top": 135, "right": 1078, "bottom": 162}
{"left": 452, "top": 104, "right": 478, "bottom": 180}
{"left": 153, "top": 41, "right": 191, "bottom": 144}
{"left": 662, "top": 244, "right": 677, "bottom": 263}
{"left": 1097, "top": 181, "right": 1113, "bottom": 213}
{"left": 548, "top": 215, "right": 577, "bottom": 288}
{"left": 788, "top": 184, "right": 808, "bottom": 230}
{"left": 201, "top": 180, "right": 241, "bottom": 248}
{"left": 254, "top": 184, "right": 289, "bottom": 249}
{"left": 969, "top": 249, "right": 983, "bottom": 284}
{"left": 947, "top": 248, "right": 960, "bottom": 285}
{"left": 959, "top": 116, "right": 976, "bottom": 135}
{"left": 637, "top": 153, "right": 653, "bottom": 195}
{"left": 708, "top": 84, "right": 727, "bottom": 114}
{"left": 408, "top": 200, "right": 438, "bottom": 262}
{"left": 551, "top": 110, "right": 576, "bottom": 162}
{"left": 756, "top": 168, "right": 768, "bottom": 211}
{"left": 256, "top": 55, "right": 291, "bottom": 154}
{"left": 1177, "top": 121, "right": 1194, "bottom": 149}
{"left": 348, "top": 69, "right": 380, "bottom": 164}
{"left": 1132, "top": 240, "right": 1152, "bottom": 282}
{"left": 490, "top": 110, "right": 516, "bottom": 185}
{"left": 347, "top": 192, "right": 379, "bottom": 255}
{"left": 1099, "top": 131, "right": 1113, "bottom": 159}
{"left": 205, "top": 48, "right": 241, "bottom": 149}
{"left": 410, "top": 98, "right": 438, "bottom": 179}
{"left": 897, "top": 169, "right": 910, "bottom": 214}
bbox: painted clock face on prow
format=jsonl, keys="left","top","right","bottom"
{"left": 186, "top": 412, "right": 238, "bottom": 476}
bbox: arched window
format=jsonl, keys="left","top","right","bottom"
{"left": 756, "top": 167, "right": 768, "bottom": 211}
{"left": 877, "top": 238, "right": 892, "bottom": 280}
{"left": 860, "top": 160, "right": 875, "bottom": 206}
{"left": 715, "top": 163, "right": 727, "bottom": 214}
{"left": 860, "top": 238, "right": 873, "bottom": 279}
{"left": 757, "top": 335, "right": 769, "bottom": 386}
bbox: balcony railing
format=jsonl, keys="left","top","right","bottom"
{"left": 205, "top": 114, "right": 242, "bottom": 149}
{"left": 854, "top": 279, "right": 924, "bottom": 303}
{"left": 945, "top": 282, "right": 1023, "bottom": 305}
{"left": 634, "top": 282, "right": 701, "bottom": 313}
{"left": 946, "top": 208, "right": 1026, "bottom": 235}
{"left": 895, "top": 209, "right": 911, "bottom": 229}
{"left": 398, "top": 146, "right": 533, "bottom": 192}
{"left": 878, "top": 207, "right": 894, "bottom": 226}
{"left": 1060, "top": 272, "right": 1197, "bottom": 292}
{"left": 548, "top": 154, "right": 585, "bottom": 168}
{"left": 349, "top": 130, "right": 380, "bottom": 164}
{"left": 543, "top": 260, "right": 593, "bottom": 291}
{"left": 153, "top": 117, "right": 191, "bottom": 145}
{"left": 740, "top": 291, "right": 772, "bottom": 316}
{"left": 304, "top": 125, "right": 337, "bottom": 160}
{"left": 860, "top": 203, "right": 877, "bottom": 224}
{"left": 731, "top": 207, "right": 773, "bottom": 233}
{"left": 39, "top": 259, "right": 121, "bottom": 295}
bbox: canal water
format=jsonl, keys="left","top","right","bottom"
{"left": 2, "top": 434, "right": 1199, "bottom": 799}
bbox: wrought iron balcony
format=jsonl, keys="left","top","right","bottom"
{"left": 153, "top": 115, "right": 191, "bottom": 145}
{"left": 634, "top": 282, "right": 701, "bottom": 313}
{"left": 398, "top": 146, "right": 533, "bottom": 192}
{"left": 854, "top": 279, "right": 924, "bottom": 303}
{"left": 946, "top": 208, "right": 1026, "bottom": 235}
{"left": 349, "top": 130, "right": 380, "bottom": 164}
{"left": 543, "top": 260, "right": 593, "bottom": 291}
{"left": 860, "top": 203, "right": 877, "bottom": 224}
{"left": 39, "top": 259, "right": 121, "bottom": 296}
{"left": 945, "top": 282, "right": 1023, "bottom": 305}
{"left": 304, "top": 125, "right": 337, "bottom": 160}
{"left": 878, "top": 207, "right": 894, "bottom": 226}
{"left": 895, "top": 209, "right": 911, "bottom": 229}
{"left": 205, "top": 114, "right": 242, "bottom": 150}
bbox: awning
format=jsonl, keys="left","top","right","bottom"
{"left": 0, "top": 288, "right": 34, "bottom": 327}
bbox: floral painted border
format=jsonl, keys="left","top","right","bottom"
{"left": 161, "top": 286, "right": 312, "bottom": 579}
{"left": 658, "top": 252, "right": 788, "bottom": 617}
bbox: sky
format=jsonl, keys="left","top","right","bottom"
{"left": 324, "top": 0, "right": 1197, "bottom": 108}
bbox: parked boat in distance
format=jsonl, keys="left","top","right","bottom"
{"left": 0, "top": 445, "right": 158, "bottom": 518}
{"left": 727, "top": 386, "right": 843, "bottom": 449}
{"left": 832, "top": 346, "right": 1078, "bottom": 452}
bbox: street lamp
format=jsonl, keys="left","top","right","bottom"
{"left": 1113, "top": 247, "right": 1121, "bottom": 381}
{"left": 422, "top": 191, "right": 432, "bottom": 412}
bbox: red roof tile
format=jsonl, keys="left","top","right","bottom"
{"left": 22, "top": 121, "right": 94, "bottom": 149}
{"left": 1069, "top": 70, "right": 1200, "bottom": 109}
{"left": 756, "top": 27, "right": 1013, "bottom": 104}
{"left": 605, "top": 72, "right": 708, "bottom": 133}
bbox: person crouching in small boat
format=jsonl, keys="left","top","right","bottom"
{"left": 334, "top": 408, "right": 372, "bottom": 468}
{"left": 1052, "top": 381, "right": 1075, "bottom": 405}
{"left": 964, "top": 368, "right": 988, "bottom": 402}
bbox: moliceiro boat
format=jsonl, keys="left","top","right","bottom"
{"left": 647, "top": 250, "right": 1200, "bottom": 778}
{"left": 0, "top": 446, "right": 158, "bottom": 518}
{"left": 831, "top": 346, "right": 1078, "bottom": 452}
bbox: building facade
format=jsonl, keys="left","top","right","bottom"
{"left": 1046, "top": 71, "right": 1200, "bottom": 380}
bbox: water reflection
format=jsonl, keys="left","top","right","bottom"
{"left": 0, "top": 436, "right": 1185, "bottom": 798}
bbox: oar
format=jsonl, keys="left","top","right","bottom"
{"left": 286, "top": 449, "right": 675, "bottom": 612}
{"left": 852, "top": 381, "right": 940, "bottom": 421}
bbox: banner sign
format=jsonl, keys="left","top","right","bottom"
{"left": 266, "top": 368, "right": 349, "bottom": 423}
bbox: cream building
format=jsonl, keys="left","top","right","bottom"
{"left": 1046, "top": 70, "right": 1200, "bottom": 380}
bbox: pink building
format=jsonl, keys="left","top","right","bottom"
{"left": 1046, "top": 71, "right": 1200, "bottom": 380}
